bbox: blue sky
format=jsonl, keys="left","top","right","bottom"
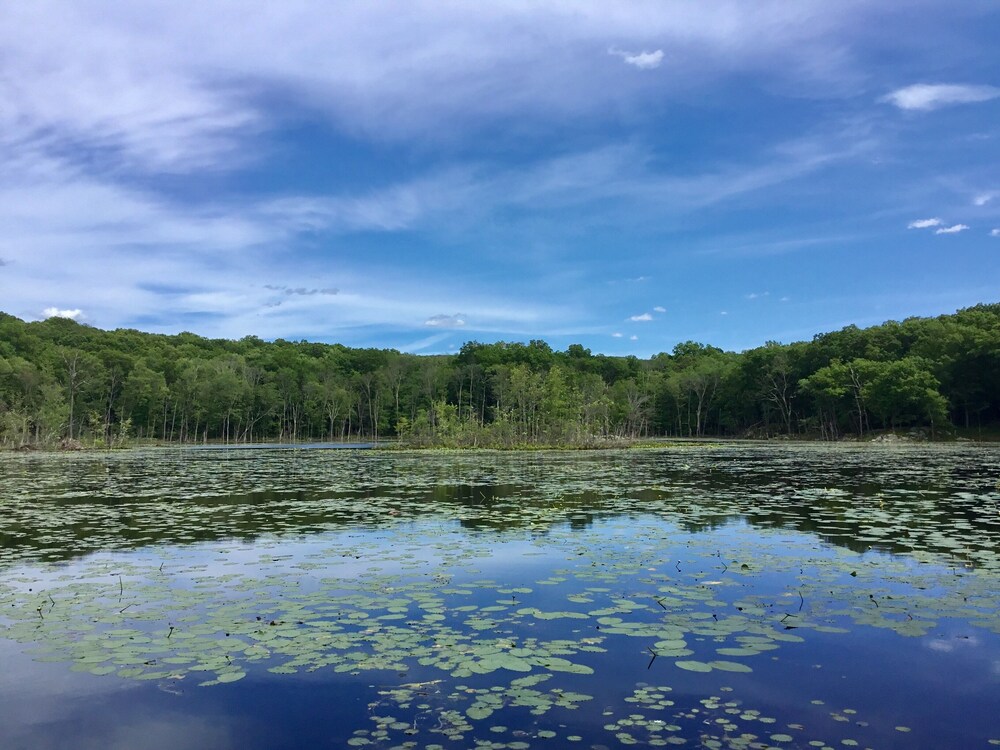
{"left": 1, "top": 1, "right": 998, "bottom": 356}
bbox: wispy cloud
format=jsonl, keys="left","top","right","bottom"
{"left": 609, "top": 47, "right": 665, "bottom": 70}
{"left": 630, "top": 334, "right": 638, "bottom": 341}
{"left": 746, "top": 292, "right": 770, "bottom": 299}
{"left": 611, "top": 332, "right": 623, "bottom": 338}
{"left": 424, "top": 313, "right": 466, "bottom": 328}
{"left": 881, "top": 83, "right": 1000, "bottom": 111}
{"left": 264, "top": 285, "right": 339, "bottom": 296}
{"left": 974, "top": 192, "right": 998, "bottom": 207}
{"left": 255, "top": 168, "right": 480, "bottom": 234}
{"left": 991, "top": 229, "right": 1000, "bottom": 237}
{"left": 696, "top": 231, "right": 866, "bottom": 259}
{"left": 0, "top": 154, "right": 571, "bottom": 337}
{"left": 43, "top": 307, "right": 83, "bottom": 320}
{"left": 653, "top": 305, "right": 666, "bottom": 313}
{"left": 0, "top": 1, "right": 910, "bottom": 158}
{"left": 398, "top": 332, "right": 452, "bottom": 353}
{"left": 935, "top": 224, "right": 969, "bottom": 234}
{"left": 629, "top": 312, "right": 653, "bottom": 321}
{"left": 462, "top": 126, "right": 875, "bottom": 233}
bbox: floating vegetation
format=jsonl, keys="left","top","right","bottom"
{"left": 1, "top": 444, "right": 1000, "bottom": 748}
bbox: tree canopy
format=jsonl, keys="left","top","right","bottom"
{"left": 1, "top": 303, "right": 998, "bottom": 448}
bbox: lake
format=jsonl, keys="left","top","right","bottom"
{"left": 1, "top": 443, "right": 999, "bottom": 750}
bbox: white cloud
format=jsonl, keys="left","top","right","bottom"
{"left": 42, "top": 307, "right": 83, "bottom": 320}
{"left": 780, "top": 296, "right": 790, "bottom": 302}
{"left": 424, "top": 313, "right": 466, "bottom": 328}
{"left": 926, "top": 634, "right": 980, "bottom": 653}
{"left": 908, "top": 217, "right": 942, "bottom": 229}
{"left": 974, "top": 192, "right": 998, "bottom": 207}
{"left": 746, "top": 292, "right": 770, "bottom": 299}
{"left": 628, "top": 50, "right": 664, "bottom": 70}
{"left": 609, "top": 47, "right": 665, "bottom": 70}
{"left": 991, "top": 229, "right": 1000, "bottom": 237}
{"left": 629, "top": 312, "right": 653, "bottom": 321}
{"left": 935, "top": 224, "right": 969, "bottom": 235}
{"left": 720, "top": 311, "right": 728, "bottom": 315}
{"left": 630, "top": 334, "right": 638, "bottom": 341}
{"left": 927, "top": 639, "right": 954, "bottom": 653}
{"left": 611, "top": 332, "right": 623, "bottom": 338}
{"left": 653, "top": 305, "right": 666, "bottom": 313}
{"left": 881, "top": 83, "right": 1000, "bottom": 111}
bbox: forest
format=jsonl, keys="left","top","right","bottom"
{"left": 1, "top": 304, "right": 998, "bottom": 449}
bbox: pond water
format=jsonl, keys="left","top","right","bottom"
{"left": 1, "top": 444, "right": 999, "bottom": 750}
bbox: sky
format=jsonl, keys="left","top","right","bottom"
{"left": 1, "top": 1, "right": 998, "bottom": 357}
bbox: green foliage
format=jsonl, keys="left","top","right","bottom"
{"left": 0, "top": 303, "right": 998, "bottom": 448}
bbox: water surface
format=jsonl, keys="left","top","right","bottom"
{"left": 2, "top": 444, "right": 999, "bottom": 749}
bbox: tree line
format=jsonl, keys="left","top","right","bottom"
{"left": 1, "top": 303, "right": 998, "bottom": 449}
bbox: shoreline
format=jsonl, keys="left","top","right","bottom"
{"left": 5, "top": 430, "right": 998, "bottom": 454}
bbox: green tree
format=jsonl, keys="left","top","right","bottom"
{"left": 799, "top": 359, "right": 867, "bottom": 438}
{"left": 58, "top": 348, "right": 103, "bottom": 440}
{"left": 858, "top": 358, "right": 949, "bottom": 432}
{"left": 121, "top": 359, "right": 167, "bottom": 440}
